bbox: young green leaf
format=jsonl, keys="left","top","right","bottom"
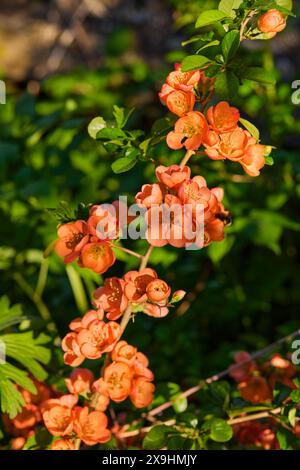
{"left": 210, "top": 418, "right": 233, "bottom": 442}
{"left": 96, "top": 127, "right": 127, "bottom": 140}
{"left": 143, "top": 425, "right": 170, "bottom": 450}
{"left": 221, "top": 30, "right": 240, "bottom": 62}
{"left": 240, "top": 67, "right": 276, "bottom": 85}
{"left": 195, "top": 10, "right": 229, "bottom": 28}
{"left": 87, "top": 117, "right": 106, "bottom": 139}
{"left": 111, "top": 157, "right": 137, "bottom": 174}
{"left": 239, "top": 118, "right": 260, "bottom": 140}
{"left": 218, "top": 0, "right": 243, "bottom": 16}
{"left": 181, "top": 55, "right": 212, "bottom": 72}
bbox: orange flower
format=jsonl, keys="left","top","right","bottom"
{"left": 94, "top": 362, "right": 133, "bottom": 403}
{"left": 77, "top": 320, "right": 120, "bottom": 360}
{"left": 155, "top": 165, "right": 191, "bottom": 189}
{"left": 206, "top": 101, "right": 240, "bottom": 134}
{"left": 87, "top": 204, "right": 118, "bottom": 240}
{"left": 91, "top": 392, "right": 110, "bottom": 412}
{"left": 124, "top": 268, "right": 157, "bottom": 303}
{"left": 166, "top": 67, "right": 201, "bottom": 92}
{"left": 204, "top": 128, "right": 266, "bottom": 176}
{"left": 12, "top": 405, "right": 40, "bottom": 430}
{"left": 111, "top": 340, "right": 138, "bottom": 366}
{"left": 62, "top": 332, "right": 85, "bottom": 367}
{"left": 135, "top": 183, "right": 164, "bottom": 208}
{"left": 133, "top": 352, "right": 154, "bottom": 381}
{"left": 55, "top": 221, "right": 89, "bottom": 263}
{"left": 73, "top": 407, "right": 111, "bottom": 446}
{"left": 238, "top": 376, "right": 272, "bottom": 404}
{"left": 94, "top": 277, "right": 128, "bottom": 320}
{"left": 65, "top": 368, "right": 94, "bottom": 395}
{"left": 51, "top": 439, "right": 76, "bottom": 450}
{"left": 160, "top": 88, "right": 195, "bottom": 117}
{"left": 130, "top": 377, "right": 155, "bottom": 408}
{"left": 146, "top": 279, "right": 171, "bottom": 303}
{"left": 167, "top": 111, "right": 208, "bottom": 151}
{"left": 79, "top": 241, "right": 116, "bottom": 274}
{"left": 143, "top": 303, "right": 170, "bottom": 318}
{"left": 258, "top": 9, "right": 286, "bottom": 35}
{"left": 42, "top": 395, "right": 77, "bottom": 437}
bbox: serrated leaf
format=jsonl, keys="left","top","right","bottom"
{"left": 195, "top": 10, "right": 229, "bottom": 28}
{"left": 181, "top": 55, "right": 212, "bottom": 72}
{"left": 239, "top": 118, "right": 260, "bottom": 140}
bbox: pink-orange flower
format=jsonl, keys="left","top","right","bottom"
{"left": 160, "top": 87, "right": 195, "bottom": 117}
{"left": 87, "top": 204, "right": 118, "bottom": 240}
{"left": 111, "top": 340, "right": 138, "bottom": 366}
{"left": 79, "top": 241, "right": 116, "bottom": 274}
{"left": 258, "top": 9, "right": 286, "bottom": 35}
{"left": 155, "top": 165, "right": 191, "bottom": 189}
{"left": 73, "top": 407, "right": 111, "bottom": 445}
{"left": 94, "top": 277, "right": 128, "bottom": 320}
{"left": 166, "top": 67, "right": 201, "bottom": 92}
{"left": 77, "top": 319, "right": 120, "bottom": 360}
{"left": 130, "top": 377, "right": 155, "bottom": 408}
{"left": 55, "top": 221, "right": 89, "bottom": 263}
{"left": 51, "top": 439, "right": 76, "bottom": 450}
{"left": 167, "top": 111, "right": 208, "bottom": 151}
{"left": 62, "top": 332, "right": 85, "bottom": 367}
{"left": 135, "top": 183, "right": 164, "bottom": 208}
{"left": 133, "top": 352, "right": 154, "bottom": 381}
{"left": 146, "top": 279, "right": 171, "bottom": 303}
{"left": 206, "top": 101, "right": 240, "bottom": 134}
{"left": 65, "top": 369, "right": 94, "bottom": 395}
{"left": 42, "top": 395, "right": 77, "bottom": 437}
{"left": 124, "top": 268, "right": 157, "bottom": 303}
{"left": 94, "top": 362, "right": 133, "bottom": 403}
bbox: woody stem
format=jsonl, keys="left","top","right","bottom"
{"left": 111, "top": 243, "right": 143, "bottom": 260}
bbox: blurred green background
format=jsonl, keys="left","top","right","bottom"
{"left": 0, "top": 0, "right": 300, "bottom": 391}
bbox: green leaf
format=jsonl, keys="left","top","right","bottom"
{"left": 96, "top": 127, "right": 127, "bottom": 140}
{"left": 111, "top": 157, "right": 137, "bottom": 174}
{"left": 113, "top": 105, "right": 134, "bottom": 129}
{"left": 87, "top": 117, "right": 106, "bottom": 139}
{"left": 265, "top": 155, "right": 274, "bottom": 166}
{"left": 181, "top": 55, "right": 212, "bottom": 72}
{"left": 240, "top": 67, "right": 276, "bottom": 85}
{"left": 239, "top": 118, "right": 260, "bottom": 140}
{"left": 210, "top": 418, "right": 233, "bottom": 442}
{"left": 143, "top": 425, "right": 170, "bottom": 450}
{"left": 276, "top": 0, "right": 293, "bottom": 11}
{"left": 0, "top": 296, "right": 26, "bottom": 331}
{"left": 221, "top": 30, "right": 240, "bottom": 62}
{"left": 215, "top": 70, "right": 239, "bottom": 100}
{"left": 218, "top": 0, "right": 243, "bottom": 16}
{"left": 288, "top": 407, "right": 297, "bottom": 427}
{"left": 195, "top": 10, "right": 230, "bottom": 28}
{"left": 171, "top": 393, "right": 188, "bottom": 413}
{"left": 290, "top": 390, "right": 300, "bottom": 403}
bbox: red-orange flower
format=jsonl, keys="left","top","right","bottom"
{"left": 228, "top": 351, "right": 257, "bottom": 382}
{"left": 94, "top": 362, "right": 133, "bottom": 403}
{"left": 111, "top": 340, "right": 138, "bottom": 366}
{"left": 166, "top": 67, "right": 201, "bottom": 92}
{"left": 146, "top": 279, "right": 171, "bottom": 303}
{"left": 51, "top": 439, "right": 76, "bottom": 450}
{"left": 167, "top": 111, "right": 208, "bottom": 151}
{"left": 155, "top": 165, "right": 191, "bottom": 189}
{"left": 258, "top": 9, "right": 286, "bottom": 35}
{"left": 42, "top": 395, "right": 77, "bottom": 437}
{"left": 87, "top": 204, "right": 118, "bottom": 240}
{"left": 160, "top": 87, "right": 195, "bottom": 117}
{"left": 124, "top": 268, "right": 157, "bottom": 303}
{"left": 130, "top": 377, "right": 155, "bottom": 408}
{"left": 206, "top": 101, "right": 240, "bottom": 134}
{"left": 62, "top": 332, "right": 85, "bottom": 367}
{"left": 238, "top": 376, "right": 272, "bottom": 404}
{"left": 65, "top": 368, "right": 94, "bottom": 395}
{"left": 135, "top": 183, "right": 164, "bottom": 208}
{"left": 79, "top": 241, "right": 116, "bottom": 274}
{"left": 94, "top": 277, "right": 128, "bottom": 321}
{"left": 77, "top": 319, "right": 120, "bottom": 360}
{"left": 55, "top": 221, "right": 89, "bottom": 263}
{"left": 73, "top": 407, "right": 111, "bottom": 446}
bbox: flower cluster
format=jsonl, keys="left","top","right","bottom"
{"left": 93, "top": 341, "right": 155, "bottom": 408}
{"left": 136, "top": 165, "right": 230, "bottom": 248}
{"left": 62, "top": 309, "right": 121, "bottom": 366}
{"left": 94, "top": 269, "right": 181, "bottom": 320}
{"left": 229, "top": 351, "right": 296, "bottom": 404}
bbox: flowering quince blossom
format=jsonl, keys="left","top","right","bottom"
{"left": 258, "top": 9, "right": 286, "bottom": 37}
{"left": 94, "top": 277, "right": 128, "bottom": 320}
{"left": 55, "top": 220, "right": 89, "bottom": 263}
{"left": 206, "top": 101, "right": 240, "bottom": 134}
{"left": 62, "top": 309, "right": 121, "bottom": 364}
{"left": 65, "top": 368, "right": 94, "bottom": 395}
{"left": 51, "top": 439, "right": 76, "bottom": 450}
{"left": 79, "top": 241, "right": 116, "bottom": 274}
{"left": 41, "top": 394, "right": 78, "bottom": 437}
{"left": 73, "top": 407, "right": 111, "bottom": 445}
{"left": 93, "top": 341, "right": 155, "bottom": 408}
{"left": 167, "top": 111, "right": 209, "bottom": 151}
